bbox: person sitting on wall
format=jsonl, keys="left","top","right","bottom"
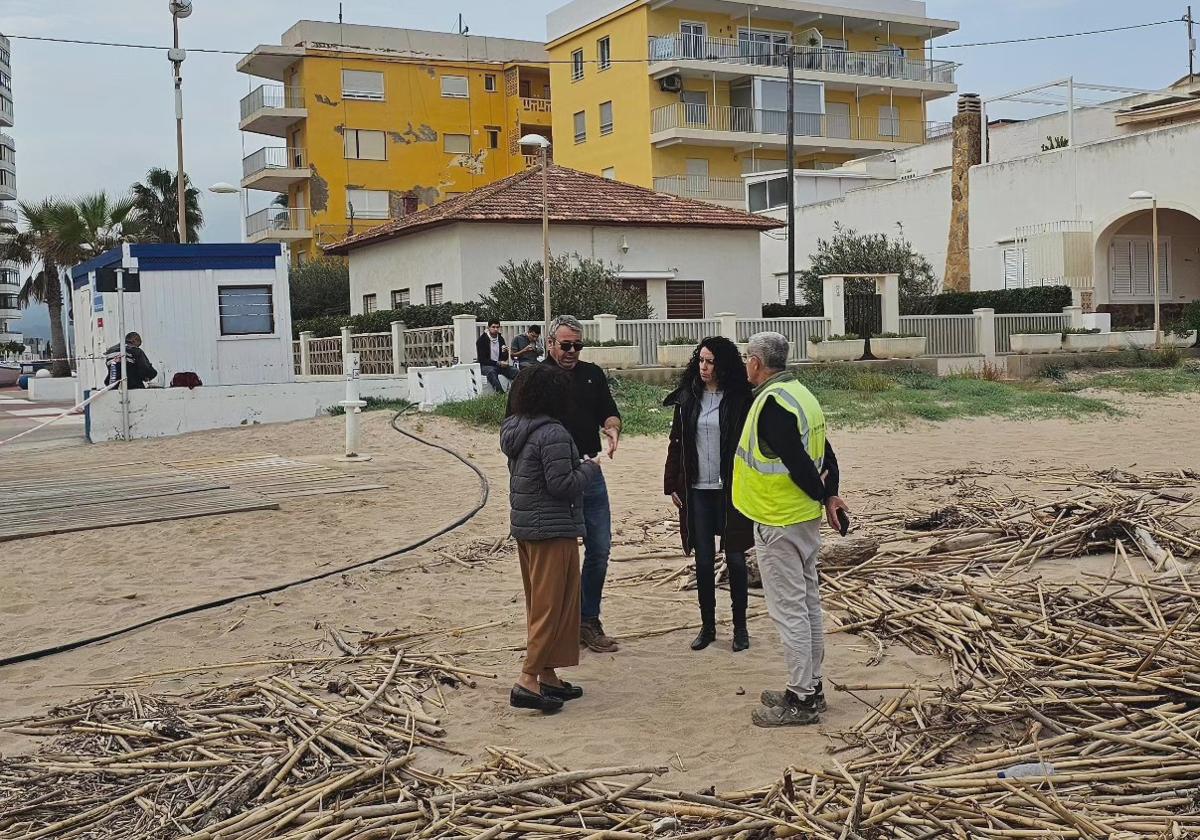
{"left": 510, "top": 324, "right": 544, "bottom": 371}
{"left": 477, "top": 319, "right": 517, "bottom": 393}
{"left": 104, "top": 331, "right": 158, "bottom": 389}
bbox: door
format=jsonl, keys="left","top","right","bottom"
{"left": 739, "top": 28, "right": 789, "bottom": 66}
{"left": 824, "top": 38, "right": 848, "bottom": 73}
{"left": 680, "top": 22, "right": 706, "bottom": 59}
{"left": 685, "top": 158, "right": 709, "bottom": 195}
{"left": 826, "top": 102, "right": 851, "bottom": 139}
{"left": 681, "top": 90, "right": 708, "bottom": 127}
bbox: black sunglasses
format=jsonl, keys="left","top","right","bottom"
{"left": 554, "top": 340, "right": 586, "bottom": 352}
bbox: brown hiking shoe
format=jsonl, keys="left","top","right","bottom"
{"left": 580, "top": 619, "right": 619, "bottom": 652}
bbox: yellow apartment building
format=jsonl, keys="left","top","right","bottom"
{"left": 237, "top": 22, "right": 553, "bottom": 270}
{"left": 546, "top": 0, "right": 959, "bottom": 207}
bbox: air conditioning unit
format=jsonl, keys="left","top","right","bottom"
{"left": 659, "top": 74, "right": 683, "bottom": 93}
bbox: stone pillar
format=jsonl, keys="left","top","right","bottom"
{"left": 974, "top": 308, "right": 996, "bottom": 361}
{"left": 944, "top": 94, "right": 982, "bottom": 293}
{"left": 595, "top": 313, "right": 618, "bottom": 343}
{"left": 878, "top": 274, "right": 901, "bottom": 335}
{"left": 339, "top": 326, "right": 353, "bottom": 375}
{"left": 716, "top": 312, "right": 738, "bottom": 340}
{"left": 1063, "top": 305, "right": 1083, "bottom": 330}
{"left": 822, "top": 275, "right": 846, "bottom": 337}
{"left": 299, "top": 330, "right": 313, "bottom": 377}
{"left": 391, "top": 320, "right": 406, "bottom": 374}
{"left": 452, "top": 314, "right": 478, "bottom": 367}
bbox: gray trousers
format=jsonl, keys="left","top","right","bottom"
{"left": 754, "top": 519, "right": 824, "bottom": 699}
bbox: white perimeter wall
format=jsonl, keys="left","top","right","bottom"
{"left": 350, "top": 222, "right": 765, "bottom": 318}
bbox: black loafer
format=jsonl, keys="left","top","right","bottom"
{"left": 510, "top": 684, "right": 564, "bottom": 713}
{"left": 732, "top": 627, "right": 750, "bottom": 652}
{"left": 691, "top": 626, "right": 717, "bottom": 651}
{"left": 540, "top": 680, "right": 584, "bottom": 701}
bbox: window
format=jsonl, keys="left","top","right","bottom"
{"left": 218, "top": 285, "right": 275, "bottom": 336}
{"left": 879, "top": 105, "right": 901, "bottom": 138}
{"left": 344, "top": 128, "right": 386, "bottom": 160}
{"left": 571, "top": 49, "right": 584, "bottom": 82}
{"left": 598, "top": 37, "right": 612, "bottom": 70}
{"left": 441, "top": 75, "right": 469, "bottom": 98}
{"left": 443, "top": 133, "right": 470, "bottom": 154}
{"left": 748, "top": 176, "right": 789, "bottom": 213}
{"left": 1002, "top": 247, "right": 1031, "bottom": 289}
{"left": 599, "top": 100, "right": 614, "bottom": 135}
{"left": 484, "top": 74, "right": 497, "bottom": 92}
{"left": 363, "top": 294, "right": 378, "bottom": 314}
{"left": 346, "top": 188, "right": 389, "bottom": 219}
{"left": 573, "top": 111, "right": 587, "bottom": 144}
{"left": 0, "top": 169, "right": 13, "bottom": 190}
{"left": 681, "top": 90, "right": 708, "bottom": 126}
{"left": 685, "top": 158, "right": 709, "bottom": 193}
{"left": 680, "top": 22, "right": 707, "bottom": 59}
{"left": 519, "top": 79, "right": 532, "bottom": 98}
{"left": 486, "top": 127, "right": 501, "bottom": 149}
{"left": 1110, "top": 237, "right": 1170, "bottom": 298}
{"left": 666, "top": 280, "right": 705, "bottom": 320}
{"left": 426, "top": 284, "right": 444, "bottom": 306}
{"left": 601, "top": 166, "right": 616, "bottom": 180}
{"left": 391, "top": 289, "right": 410, "bottom": 308}
{"left": 341, "top": 70, "right": 384, "bottom": 100}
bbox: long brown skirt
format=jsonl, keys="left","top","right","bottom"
{"left": 518, "top": 537, "right": 581, "bottom": 674}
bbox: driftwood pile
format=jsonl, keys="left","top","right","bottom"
{"left": 4, "top": 469, "right": 1200, "bottom": 838}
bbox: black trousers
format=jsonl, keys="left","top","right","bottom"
{"left": 689, "top": 487, "right": 748, "bottom": 628}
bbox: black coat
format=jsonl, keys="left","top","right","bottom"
{"left": 476, "top": 332, "right": 509, "bottom": 368}
{"left": 663, "top": 384, "right": 754, "bottom": 555}
{"left": 500, "top": 414, "right": 598, "bottom": 541}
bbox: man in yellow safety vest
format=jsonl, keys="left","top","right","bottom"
{"left": 733, "top": 332, "right": 850, "bottom": 727}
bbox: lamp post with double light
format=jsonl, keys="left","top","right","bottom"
{"left": 519, "top": 134, "right": 552, "bottom": 334}
{"left": 1129, "top": 190, "right": 1161, "bottom": 349}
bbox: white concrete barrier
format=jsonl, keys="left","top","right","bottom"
{"left": 86, "top": 378, "right": 409, "bottom": 442}
{"left": 28, "top": 376, "right": 82, "bottom": 404}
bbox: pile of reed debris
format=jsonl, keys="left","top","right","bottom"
{"left": 4, "top": 468, "right": 1200, "bottom": 838}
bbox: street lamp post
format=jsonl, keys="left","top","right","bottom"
{"left": 1129, "top": 190, "right": 1161, "bottom": 348}
{"left": 169, "top": 1, "right": 193, "bottom": 244}
{"left": 519, "top": 134, "right": 553, "bottom": 335}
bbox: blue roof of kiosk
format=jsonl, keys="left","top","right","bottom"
{"left": 71, "top": 243, "right": 284, "bottom": 287}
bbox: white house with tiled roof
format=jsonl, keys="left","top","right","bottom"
{"left": 325, "top": 165, "right": 782, "bottom": 319}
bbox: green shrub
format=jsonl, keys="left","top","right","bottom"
{"left": 811, "top": 333, "right": 861, "bottom": 343}
{"left": 294, "top": 302, "right": 483, "bottom": 338}
{"left": 480, "top": 254, "right": 653, "bottom": 321}
{"left": 591, "top": 339, "right": 636, "bottom": 347}
{"left": 289, "top": 258, "right": 350, "bottom": 321}
{"left": 662, "top": 336, "right": 699, "bottom": 346}
{"left": 904, "top": 286, "right": 1072, "bottom": 315}
{"left": 876, "top": 332, "right": 923, "bottom": 339}
{"left": 1013, "top": 328, "right": 1066, "bottom": 336}
{"left": 762, "top": 302, "right": 822, "bottom": 318}
{"left": 1062, "top": 328, "right": 1101, "bottom": 335}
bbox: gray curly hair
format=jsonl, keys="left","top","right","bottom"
{"left": 548, "top": 315, "right": 583, "bottom": 338}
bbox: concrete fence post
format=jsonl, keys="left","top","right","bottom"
{"left": 595, "top": 313, "right": 618, "bottom": 343}
{"left": 339, "top": 326, "right": 353, "bottom": 374}
{"left": 390, "top": 320, "right": 406, "bottom": 374}
{"left": 299, "top": 330, "right": 313, "bottom": 377}
{"left": 879, "top": 274, "right": 901, "bottom": 335}
{"left": 452, "top": 314, "right": 478, "bottom": 366}
{"left": 974, "top": 308, "right": 996, "bottom": 362}
{"left": 716, "top": 312, "right": 738, "bottom": 340}
{"left": 1063, "top": 305, "right": 1083, "bottom": 330}
{"left": 822, "top": 275, "right": 847, "bottom": 337}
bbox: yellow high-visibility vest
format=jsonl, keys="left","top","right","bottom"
{"left": 732, "top": 376, "right": 826, "bottom": 526}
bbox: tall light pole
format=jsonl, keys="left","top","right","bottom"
{"left": 520, "top": 134, "right": 553, "bottom": 334}
{"left": 169, "top": 0, "right": 193, "bottom": 244}
{"left": 1129, "top": 191, "right": 1161, "bottom": 348}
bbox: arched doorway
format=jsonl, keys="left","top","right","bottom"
{"left": 1093, "top": 207, "right": 1200, "bottom": 328}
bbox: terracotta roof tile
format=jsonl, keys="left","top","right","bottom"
{"left": 323, "top": 165, "right": 782, "bottom": 254}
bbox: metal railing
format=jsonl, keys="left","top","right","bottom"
{"left": 995, "top": 313, "right": 1069, "bottom": 354}
{"left": 350, "top": 332, "right": 394, "bottom": 375}
{"left": 246, "top": 207, "right": 310, "bottom": 237}
{"left": 899, "top": 315, "right": 978, "bottom": 356}
{"left": 651, "top": 103, "right": 934, "bottom": 145}
{"left": 242, "top": 146, "right": 307, "bottom": 177}
{"left": 615, "top": 320, "right": 721, "bottom": 366}
{"left": 0, "top": 205, "right": 15, "bottom": 226}
{"left": 520, "top": 97, "right": 552, "bottom": 113}
{"left": 653, "top": 175, "right": 744, "bottom": 202}
{"left": 405, "top": 326, "right": 456, "bottom": 368}
{"left": 648, "top": 35, "right": 957, "bottom": 84}
{"left": 240, "top": 85, "right": 305, "bottom": 120}
{"left": 736, "top": 318, "right": 828, "bottom": 361}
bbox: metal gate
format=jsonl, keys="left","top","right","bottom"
{"left": 845, "top": 292, "right": 882, "bottom": 337}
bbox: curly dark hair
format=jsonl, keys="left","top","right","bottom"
{"left": 677, "top": 336, "right": 750, "bottom": 396}
{"left": 510, "top": 364, "right": 572, "bottom": 422}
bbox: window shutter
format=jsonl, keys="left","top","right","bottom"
{"left": 1130, "top": 239, "right": 1152, "bottom": 296}
{"left": 1003, "top": 249, "right": 1023, "bottom": 289}
{"left": 666, "top": 280, "right": 705, "bottom": 319}
{"left": 341, "top": 70, "right": 384, "bottom": 100}
{"left": 1109, "top": 241, "right": 1133, "bottom": 296}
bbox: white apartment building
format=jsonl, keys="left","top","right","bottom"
{"left": 0, "top": 33, "right": 19, "bottom": 345}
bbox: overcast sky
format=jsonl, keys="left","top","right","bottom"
{"left": 2, "top": 0, "right": 1194, "bottom": 337}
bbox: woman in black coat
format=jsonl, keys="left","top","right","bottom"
{"left": 663, "top": 336, "right": 754, "bottom": 652}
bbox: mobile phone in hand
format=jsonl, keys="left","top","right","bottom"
{"left": 836, "top": 509, "right": 851, "bottom": 537}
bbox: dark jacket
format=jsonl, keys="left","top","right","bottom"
{"left": 104, "top": 343, "right": 158, "bottom": 389}
{"left": 476, "top": 331, "right": 509, "bottom": 368}
{"left": 663, "top": 384, "right": 754, "bottom": 555}
{"left": 500, "top": 414, "right": 598, "bottom": 541}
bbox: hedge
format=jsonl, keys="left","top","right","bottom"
{"left": 293, "top": 303, "right": 484, "bottom": 338}
{"left": 762, "top": 303, "right": 823, "bottom": 318}
{"left": 903, "top": 287, "right": 1073, "bottom": 316}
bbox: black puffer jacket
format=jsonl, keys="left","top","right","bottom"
{"left": 500, "top": 414, "right": 598, "bottom": 541}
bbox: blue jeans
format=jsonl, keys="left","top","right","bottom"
{"left": 482, "top": 364, "right": 515, "bottom": 393}
{"left": 581, "top": 468, "right": 611, "bottom": 622}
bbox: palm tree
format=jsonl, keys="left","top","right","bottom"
{"left": 130, "top": 167, "right": 204, "bottom": 243}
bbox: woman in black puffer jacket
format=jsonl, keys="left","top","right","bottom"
{"left": 500, "top": 364, "right": 600, "bottom": 714}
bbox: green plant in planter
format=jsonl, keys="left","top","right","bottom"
{"left": 1167, "top": 301, "right": 1200, "bottom": 346}
{"left": 592, "top": 339, "right": 637, "bottom": 348}
{"left": 811, "top": 334, "right": 860, "bottom": 343}
{"left": 876, "top": 332, "right": 923, "bottom": 339}
{"left": 662, "top": 336, "right": 700, "bottom": 345}
{"left": 1062, "top": 328, "right": 1101, "bottom": 335}
{"left": 1014, "top": 328, "right": 1068, "bottom": 336}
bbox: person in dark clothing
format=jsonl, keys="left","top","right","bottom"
{"left": 476, "top": 320, "right": 516, "bottom": 393}
{"left": 510, "top": 325, "right": 543, "bottom": 371}
{"left": 663, "top": 336, "right": 755, "bottom": 653}
{"left": 506, "top": 314, "right": 622, "bottom": 653}
{"left": 104, "top": 332, "right": 158, "bottom": 389}
{"left": 501, "top": 364, "right": 600, "bottom": 714}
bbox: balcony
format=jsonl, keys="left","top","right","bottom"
{"left": 650, "top": 103, "right": 935, "bottom": 153}
{"left": 648, "top": 35, "right": 956, "bottom": 95}
{"left": 0, "top": 205, "right": 16, "bottom": 227}
{"left": 653, "top": 175, "right": 745, "bottom": 208}
{"left": 246, "top": 207, "right": 311, "bottom": 244}
{"left": 239, "top": 85, "right": 306, "bottom": 137}
{"left": 519, "top": 97, "right": 553, "bottom": 127}
{"left": 241, "top": 147, "right": 310, "bottom": 192}
{"left": 0, "top": 94, "right": 11, "bottom": 129}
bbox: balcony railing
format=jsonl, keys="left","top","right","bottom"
{"left": 648, "top": 35, "right": 957, "bottom": 85}
{"left": 240, "top": 85, "right": 305, "bottom": 120}
{"left": 246, "top": 206, "right": 310, "bottom": 238}
{"left": 242, "top": 146, "right": 308, "bottom": 178}
{"left": 0, "top": 205, "right": 15, "bottom": 226}
{"left": 653, "top": 175, "right": 745, "bottom": 202}
{"left": 651, "top": 103, "right": 934, "bottom": 145}
{"left": 520, "top": 97, "right": 552, "bottom": 113}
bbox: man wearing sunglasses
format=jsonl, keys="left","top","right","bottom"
{"left": 515, "top": 314, "right": 622, "bottom": 653}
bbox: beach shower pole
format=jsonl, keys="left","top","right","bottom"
{"left": 338, "top": 351, "right": 371, "bottom": 462}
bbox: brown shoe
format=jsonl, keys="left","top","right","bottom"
{"left": 580, "top": 619, "right": 619, "bottom": 652}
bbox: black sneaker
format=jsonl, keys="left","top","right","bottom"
{"left": 760, "top": 682, "right": 827, "bottom": 713}
{"left": 751, "top": 691, "right": 820, "bottom": 727}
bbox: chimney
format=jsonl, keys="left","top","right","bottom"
{"left": 943, "top": 93, "right": 982, "bottom": 292}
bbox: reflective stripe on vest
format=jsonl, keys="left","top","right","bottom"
{"left": 732, "top": 378, "right": 826, "bottom": 526}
